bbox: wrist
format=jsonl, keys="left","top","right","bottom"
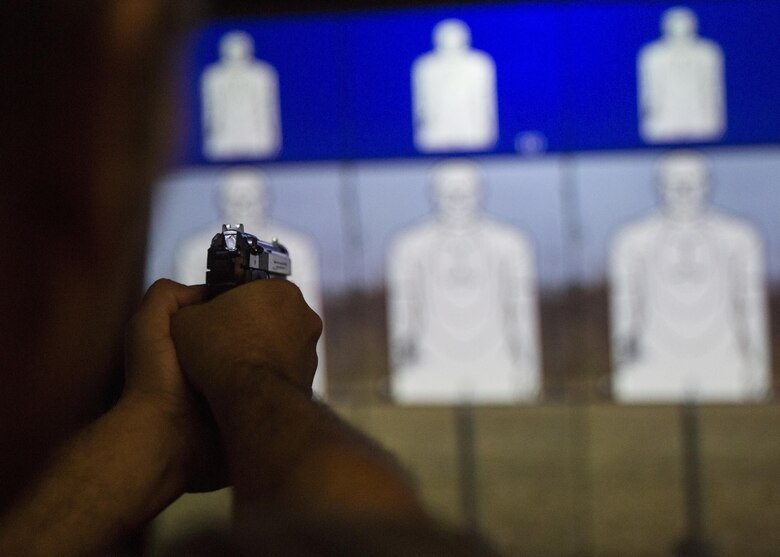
{"left": 208, "top": 370, "right": 322, "bottom": 486}
{"left": 204, "top": 364, "right": 310, "bottom": 421}
{"left": 211, "top": 373, "right": 424, "bottom": 519}
{"left": 113, "top": 393, "right": 190, "bottom": 499}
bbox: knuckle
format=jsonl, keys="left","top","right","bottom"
{"left": 145, "top": 278, "right": 185, "bottom": 299}
{"left": 309, "top": 311, "right": 324, "bottom": 340}
{"left": 143, "top": 278, "right": 172, "bottom": 301}
{"left": 150, "top": 277, "right": 175, "bottom": 291}
{"left": 280, "top": 278, "right": 304, "bottom": 298}
{"left": 307, "top": 356, "right": 319, "bottom": 384}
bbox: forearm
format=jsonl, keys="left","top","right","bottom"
{"left": 0, "top": 396, "right": 186, "bottom": 557}
{"left": 209, "top": 371, "right": 423, "bottom": 520}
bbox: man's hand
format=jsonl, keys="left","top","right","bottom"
{"left": 122, "top": 279, "right": 224, "bottom": 492}
{"left": 170, "top": 279, "right": 322, "bottom": 406}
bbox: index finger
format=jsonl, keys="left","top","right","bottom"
{"left": 130, "top": 280, "right": 207, "bottom": 341}
{"left": 141, "top": 279, "right": 207, "bottom": 315}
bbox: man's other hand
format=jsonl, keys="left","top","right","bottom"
{"left": 170, "top": 280, "right": 322, "bottom": 407}
{"left": 123, "top": 279, "right": 225, "bottom": 493}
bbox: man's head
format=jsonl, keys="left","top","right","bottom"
{"left": 430, "top": 159, "right": 483, "bottom": 225}
{"left": 219, "top": 30, "right": 254, "bottom": 62}
{"left": 218, "top": 167, "right": 270, "bottom": 224}
{"left": 433, "top": 19, "right": 471, "bottom": 51}
{"left": 662, "top": 6, "right": 698, "bottom": 39}
{"left": 658, "top": 150, "right": 711, "bottom": 219}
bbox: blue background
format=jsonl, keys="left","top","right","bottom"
{"left": 177, "top": 0, "right": 780, "bottom": 164}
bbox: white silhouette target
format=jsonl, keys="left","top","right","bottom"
{"left": 609, "top": 152, "right": 770, "bottom": 402}
{"left": 202, "top": 31, "right": 282, "bottom": 159}
{"left": 387, "top": 160, "right": 541, "bottom": 403}
{"left": 411, "top": 20, "right": 498, "bottom": 152}
{"left": 638, "top": 7, "right": 726, "bottom": 143}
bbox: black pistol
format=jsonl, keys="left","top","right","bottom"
{"left": 206, "top": 224, "right": 291, "bottom": 299}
